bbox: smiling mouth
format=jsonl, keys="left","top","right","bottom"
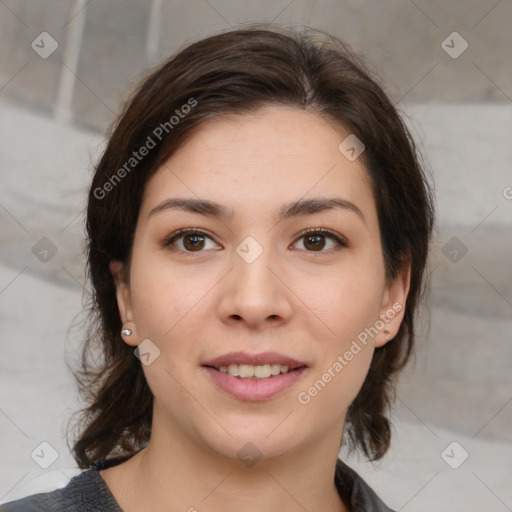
{"left": 204, "top": 363, "right": 306, "bottom": 380}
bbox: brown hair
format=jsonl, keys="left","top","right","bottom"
{"left": 69, "top": 23, "right": 434, "bottom": 468}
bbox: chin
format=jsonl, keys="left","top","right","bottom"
{"left": 198, "top": 414, "right": 303, "bottom": 459}
{"left": 206, "top": 433, "right": 297, "bottom": 465}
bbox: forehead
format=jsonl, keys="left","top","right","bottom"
{"left": 140, "top": 106, "right": 376, "bottom": 225}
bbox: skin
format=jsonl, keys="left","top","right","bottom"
{"left": 102, "top": 105, "right": 410, "bottom": 512}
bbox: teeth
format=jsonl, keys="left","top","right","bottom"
{"left": 239, "top": 364, "right": 254, "bottom": 378}
{"left": 218, "top": 363, "right": 292, "bottom": 379}
{"left": 270, "top": 363, "right": 281, "bottom": 376}
{"left": 227, "top": 364, "right": 239, "bottom": 377}
{"left": 254, "top": 364, "right": 271, "bottom": 379}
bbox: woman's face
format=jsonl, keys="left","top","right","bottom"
{"left": 113, "top": 106, "right": 409, "bottom": 462}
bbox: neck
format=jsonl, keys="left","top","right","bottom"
{"left": 101, "top": 415, "right": 350, "bottom": 512}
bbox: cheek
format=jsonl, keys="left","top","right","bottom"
{"left": 128, "top": 248, "right": 214, "bottom": 371}
{"left": 302, "top": 262, "right": 385, "bottom": 343}
{"left": 129, "top": 250, "right": 187, "bottom": 339}
{"left": 128, "top": 255, "right": 205, "bottom": 396}
{"left": 293, "top": 260, "right": 384, "bottom": 406}
{"left": 296, "top": 290, "right": 379, "bottom": 415}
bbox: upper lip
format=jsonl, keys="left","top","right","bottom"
{"left": 202, "top": 351, "right": 308, "bottom": 370}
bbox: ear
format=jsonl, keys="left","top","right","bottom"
{"left": 110, "top": 260, "right": 139, "bottom": 347}
{"left": 374, "top": 257, "right": 411, "bottom": 348}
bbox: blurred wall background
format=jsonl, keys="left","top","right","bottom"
{"left": 1, "top": 1, "right": 511, "bottom": 511}
{"left": 2, "top": 0, "right": 512, "bottom": 129}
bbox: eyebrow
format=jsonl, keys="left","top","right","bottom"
{"left": 148, "top": 196, "right": 366, "bottom": 224}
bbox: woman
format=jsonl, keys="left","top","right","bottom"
{"left": 1, "top": 24, "right": 434, "bottom": 512}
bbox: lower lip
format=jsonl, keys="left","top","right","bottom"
{"left": 202, "top": 366, "right": 308, "bottom": 401}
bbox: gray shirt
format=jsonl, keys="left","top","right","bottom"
{"left": 0, "top": 457, "right": 395, "bottom": 511}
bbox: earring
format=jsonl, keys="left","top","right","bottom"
{"left": 121, "top": 328, "right": 132, "bottom": 336}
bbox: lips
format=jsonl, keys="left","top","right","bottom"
{"left": 202, "top": 366, "right": 308, "bottom": 401}
{"left": 201, "top": 351, "right": 309, "bottom": 401}
{"left": 201, "top": 351, "right": 308, "bottom": 370}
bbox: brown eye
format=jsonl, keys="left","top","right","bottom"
{"left": 293, "top": 229, "right": 347, "bottom": 252}
{"left": 303, "top": 233, "right": 326, "bottom": 251}
{"left": 163, "top": 229, "right": 219, "bottom": 253}
{"left": 182, "top": 233, "right": 206, "bottom": 251}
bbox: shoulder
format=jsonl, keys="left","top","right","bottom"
{"left": 0, "top": 468, "right": 122, "bottom": 512}
{"left": 0, "top": 487, "right": 63, "bottom": 512}
{"left": 335, "top": 458, "right": 396, "bottom": 512}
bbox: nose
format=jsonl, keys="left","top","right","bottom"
{"left": 216, "top": 239, "right": 294, "bottom": 331}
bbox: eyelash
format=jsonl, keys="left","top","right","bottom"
{"left": 161, "top": 227, "right": 348, "bottom": 255}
